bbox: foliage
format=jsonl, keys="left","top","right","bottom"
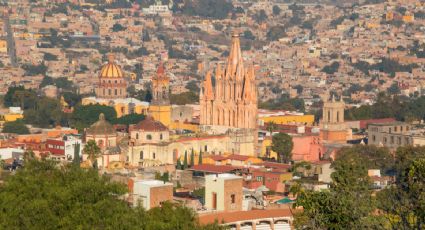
{"left": 22, "top": 63, "right": 48, "bottom": 76}
{"left": 185, "top": 80, "right": 200, "bottom": 92}
{"left": 71, "top": 104, "right": 117, "bottom": 131}
{"left": 253, "top": 10, "right": 268, "bottom": 24}
{"left": 266, "top": 25, "right": 286, "bottom": 41}
{"left": 2, "top": 119, "right": 29, "bottom": 134}
{"left": 24, "top": 97, "right": 66, "bottom": 128}
{"left": 271, "top": 132, "right": 293, "bottom": 163}
{"left": 259, "top": 95, "right": 305, "bottom": 112}
{"left": 43, "top": 52, "right": 58, "bottom": 61}
{"left": 295, "top": 145, "right": 386, "bottom": 229}
{"left": 352, "top": 58, "right": 417, "bottom": 76}
{"left": 0, "top": 159, "right": 220, "bottom": 229}
{"left": 183, "top": 151, "right": 188, "bottom": 169}
{"left": 62, "top": 92, "right": 82, "bottom": 107}
{"left": 3, "top": 86, "right": 37, "bottom": 109}
{"left": 180, "top": 0, "right": 233, "bottom": 19}
{"left": 73, "top": 142, "right": 80, "bottom": 167}
{"left": 113, "top": 113, "right": 145, "bottom": 126}
{"left": 170, "top": 91, "right": 198, "bottom": 105}
{"left": 272, "top": 5, "right": 281, "bottom": 16}
{"left": 190, "top": 149, "right": 195, "bottom": 167}
{"left": 112, "top": 23, "right": 126, "bottom": 32}
{"left": 345, "top": 93, "right": 425, "bottom": 121}
{"left": 377, "top": 146, "right": 425, "bottom": 229}
{"left": 40, "top": 76, "right": 75, "bottom": 91}
{"left": 243, "top": 30, "right": 255, "bottom": 40}
{"left": 198, "top": 151, "right": 203, "bottom": 165}
{"left": 335, "top": 145, "right": 394, "bottom": 174}
{"left": 321, "top": 61, "right": 340, "bottom": 74}
{"left": 387, "top": 82, "right": 400, "bottom": 95}
{"left": 83, "top": 140, "right": 101, "bottom": 168}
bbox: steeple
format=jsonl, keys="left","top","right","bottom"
{"left": 227, "top": 31, "right": 244, "bottom": 79}
{"left": 203, "top": 71, "right": 214, "bottom": 100}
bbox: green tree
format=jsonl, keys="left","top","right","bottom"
{"left": 198, "top": 150, "right": 203, "bottom": 165}
{"left": 112, "top": 23, "right": 126, "bottom": 32}
{"left": 73, "top": 142, "right": 80, "bottom": 167}
{"left": 190, "top": 149, "right": 195, "bottom": 167}
{"left": 266, "top": 121, "right": 277, "bottom": 137}
{"left": 24, "top": 97, "right": 65, "bottom": 128}
{"left": 183, "top": 151, "right": 188, "bottom": 169}
{"left": 271, "top": 132, "right": 293, "bottom": 163}
{"left": 176, "top": 159, "right": 183, "bottom": 170}
{"left": 71, "top": 104, "right": 117, "bottom": 131}
{"left": 253, "top": 9, "right": 268, "bottom": 24}
{"left": 377, "top": 146, "right": 425, "bottom": 229}
{"left": 170, "top": 91, "right": 198, "bottom": 105}
{"left": 322, "top": 61, "right": 340, "bottom": 74}
{"left": 295, "top": 145, "right": 385, "bottom": 229}
{"left": 83, "top": 140, "right": 101, "bottom": 169}
{"left": 113, "top": 113, "right": 145, "bottom": 126}
{"left": 387, "top": 82, "right": 401, "bottom": 95}
{"left": 272, "top": 5, "right": 281, "bottom": 15}
{"left": 0, "top": 159, "right": 221, "bottom": 229}
{"left": 2, "top": 119, "right": 29, "bottom": 134}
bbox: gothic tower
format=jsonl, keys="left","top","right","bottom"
{"left": 149, "top": 63, "right": 171, "bottom": 127}
{"left": 320, "top": 95, "right": 348, "bottom": 143}
{"left": 200, "top": 32, "right": 258, "bottom": 130}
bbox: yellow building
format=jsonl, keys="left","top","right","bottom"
{"left": 82, "top": 97, "right": 149, "bottom": 118}
{"left": 259, "top": 114, "right": 315, "bottom": 126}
{"left": 82, "top": 54, "right": 149, "bottom": 118}
{"left": 0, "top": 40, "right": 7, "bottom": 53}
{"left": 149, "top": 63, "right": 172, "bottom": 127}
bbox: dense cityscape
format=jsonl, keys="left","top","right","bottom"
{"left": 0, "top": 0, "right": 424, "bottom": 229}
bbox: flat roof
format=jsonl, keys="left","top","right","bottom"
{"left": 134, "top": 179, "right": 172, "bottom": 187}
{"left": 368, "top": 121, "right": 406, "bottom": 126}
{"left": 198, "top": 209, "right": 293, "bottom": 225}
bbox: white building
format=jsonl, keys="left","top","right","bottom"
{"left": 131, "top": 179, "right": 173, "bottom": 210}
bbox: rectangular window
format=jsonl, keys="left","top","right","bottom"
{"left": 256, "top": 176, "right": 263, "bottom": 182}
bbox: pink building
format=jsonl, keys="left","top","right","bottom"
{"left": 292, "top": 135, "right": 325, "bottom": 162}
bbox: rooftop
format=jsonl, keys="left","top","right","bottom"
{"left": 198, "top": 209, "right": 293, "bottom": 225}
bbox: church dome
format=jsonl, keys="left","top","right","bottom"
{"left": 99, "top": 54, "right": 124, "bottom": 78}
{"left": 86, "top": 113, "right": 116, "bottom": 135}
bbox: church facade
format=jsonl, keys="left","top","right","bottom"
{"left": 200, "top": 33, "right": 257, "bottom": 131}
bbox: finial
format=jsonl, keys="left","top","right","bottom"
{"left": 107, "top": 53, "right": 115, "bottom": 63}
{"left": 157, "top": 61, "right": 165, "bottom": 75}
{"left": 231, "top": 29, "right": 240, "bottom": 38}
{"left": 99, "top": 113, "right": 105, "bottom": 121}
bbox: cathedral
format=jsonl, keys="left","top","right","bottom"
{"left": 200, "top": 32, "right": 257, "bottom": 130}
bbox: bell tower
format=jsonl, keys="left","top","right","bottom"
{"left": 149, "top": 62, "right": 171, "bottom": 127}
{"left": 320, "top": 95, "right": 348, "bottom": 143}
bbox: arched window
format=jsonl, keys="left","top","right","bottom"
{"left": 108, "top": 89, "right": 112, "bottom": 95}
{"left": 140, "top": 151, "right": 143, "bottom": 159}
{"left": 328, "top": 111, "right": 331, "bottom": 122}
{"left": 204, "top": 145, "right": 208, "bottom": 152}
{"left": 337, "top": 111, "right": 340, "bottom": 122}
{"left": 115, "top": 89, "right": 118, "bottom": 95}
{"left": 160, "top": 134, "right": 163, "bottom": 140}
{"left": 136, "top": 133, "right": 139, "bottom": 139}
{"left": 153, "top": 152, "right": 156, "bottom": 159}
{"left": 146, "top": 134, "right": 152, "bottom": 140}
